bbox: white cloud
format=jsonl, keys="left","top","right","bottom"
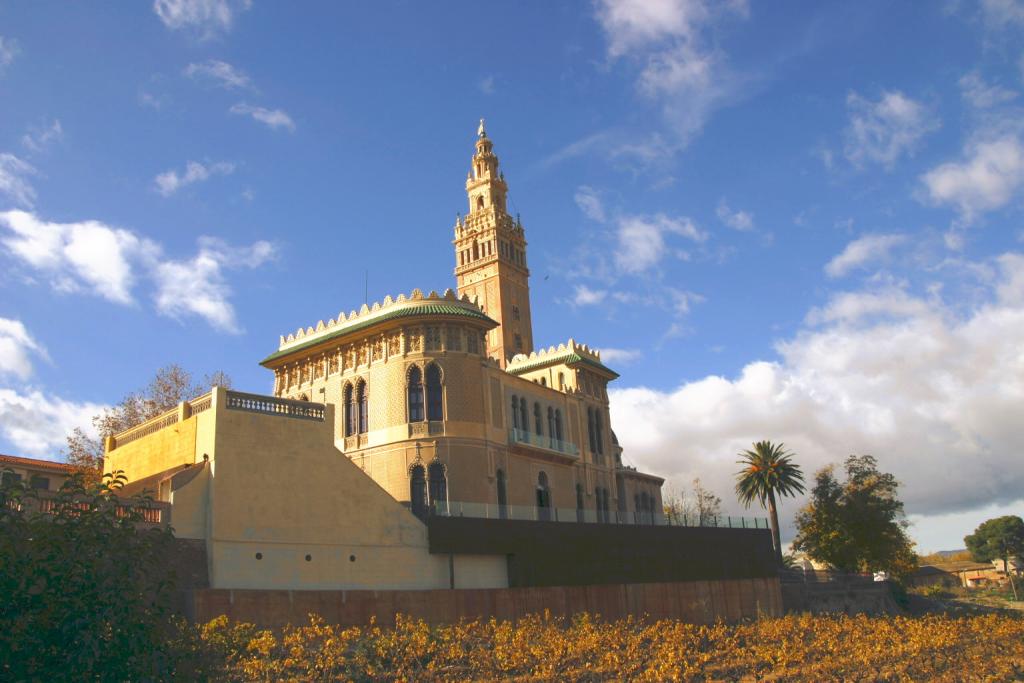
{"left": 843, "top": 91, "right": 939, "bottom": 168}
{"left": 599, "top": 347, "right": 642, "bottom": 364}
{"left": 138, "top": 91, "right": 166, "bottom": 110}
{"left": 0, "top": 36, "right": 19, "bottom": 73}
{"left": 229, "top": 102, "right": 295, "bottom": 131}
{"left": 958, "top": 71, "right": 1017, "bottom": 109}
{"left": 0, "top": 210, "right": 274, "bottom": 331}
{"left": 979, "top": 0, "right": 1024, "bottom": 26}
{"left": 572, "top": 284, "right": 608, "bottom": 306}
{"left": 0, "top": 388, "right": 104, "bottom": 458}
{"left": 478, "top": 75, "right": 495, "bottom": 95}
{"left": 716, "top": 199, "right": 754, "bottom": 231}
{"left": 0, "top": 319, "right": 47, "bottom": 380}
{"left": 614, "top": 213, "right": 706, "bottom": 274}
{"left": 20, "top": 120, "right": 63, "bottom": 154}
{"left": 611, "top": 252, "right": 1024, "bottom": 541}
{"left": 0, "top": 210, "right": 153, "bottom": 304}
{"left": 667, "top": 287, "right": 704, "bottom": 315}
{"left": 921, "top": 134, "right": 1024, "bottom": 222}
{"left": 0, "top": 154, "right": 36, "bottom": 208}
{"left": 184, "top": 59, "right": 253, "bottom": 89}
{"left": 153, "top": 237, "right": 274, "bottom": 333}
{"left": 154, "top": 160, "right": 235, "bottom": 196}
{"left": 595, "top": 0, "right": 749, "bottom": 151}
{"left": 574, "top": 186, "right": 606, "bottom": 222}
{"left": 824, "top": 233, "right": 907, "bottom": 278}
{"left": 152, "top": 0, "right": 251, "bottom": 37}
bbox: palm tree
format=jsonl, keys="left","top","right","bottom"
{"left": 736, "top": 441, "right": 806, "bottom": 565}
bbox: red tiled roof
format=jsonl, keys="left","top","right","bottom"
{"left": 0, "top": 453, "right": 78, "bottom": 473}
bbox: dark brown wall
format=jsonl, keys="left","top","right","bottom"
{"left": 428, "top": 517, "right": 777, "bottom": 587}
{"left": 185, "top": 577, "right": 783, "bottom": 629}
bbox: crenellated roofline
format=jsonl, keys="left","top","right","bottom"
{"left": 505, "top": 339, "right": 619, "bottom": 379}
{"left": 261, "top": 288, "right": 497, "bottom": 365}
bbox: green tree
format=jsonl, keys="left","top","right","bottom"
{"left": 0, "top": 471, "right": 193, "bottom": 680}
{"left": 964, "top": 515, "right": 1024, "bottom": 600}
{"left": 65, "top": 364, "right": 231, "bottom": 483}
{"left": 792, "top": 455, "right": 917, "bottom": 580}
{"left": 735, "top": 441, "right": 806, "bottom": 565}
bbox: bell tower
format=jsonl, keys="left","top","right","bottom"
{"left": 454, "top": 120, "right": 533, "bottom": 366}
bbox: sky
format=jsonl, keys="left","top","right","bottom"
{"left": 1, "top": 0, "right": 1023, "bottom": 553}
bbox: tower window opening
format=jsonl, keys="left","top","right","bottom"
{"left": 477, "top": 196, "right": 484, "bottom": 211}
{"left": 407, "top": 366, "right": 424, "bottom": 422}
{"left": 426, "top": 363, "right": 444, "bottom": 421}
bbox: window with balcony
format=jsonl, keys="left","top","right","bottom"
{"left": 496, "top": 468, "right": 508, "bottom": 519}
{"left": 533, "top": 402, "right": 543, "bottom": 436}
{"left": 536, "top": 471, "right": 551, "bottom": 521}
{"left": 510, "top": 395, "right": 520, "bottom": 429}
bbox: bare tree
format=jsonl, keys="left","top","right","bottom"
{"left": 693, "top": 477, "right": 722, "bottom": 525}
{"left": 64, "top": 364, "right": 231, "bottom": 482}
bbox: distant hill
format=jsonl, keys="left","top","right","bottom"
{"left": 934, "top": 549, "right": 968, "bottom": 558}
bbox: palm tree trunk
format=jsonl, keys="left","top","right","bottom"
{"left": 767, "top": 490, "right": 783, "bottom": 566}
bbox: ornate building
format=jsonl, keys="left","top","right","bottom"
{"left": 260, "top": 122, "right": 663, "bottom": 522}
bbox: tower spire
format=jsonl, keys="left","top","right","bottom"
{"left": 453, "top": 121, "right": 534, "bottom": 366}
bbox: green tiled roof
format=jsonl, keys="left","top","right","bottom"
{"left": 261, "top": 303, "right": 496, "bottom": 364}
{"left": 506, "top": 350, "right": 618, "bottom": 378}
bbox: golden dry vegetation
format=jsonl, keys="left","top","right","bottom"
{"left": 183, "top": 611, "right": 1024, "bottom": 682}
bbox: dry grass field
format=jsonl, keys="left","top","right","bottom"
{"left": 184, "top": 609, "right": 1024, "bottom": 681}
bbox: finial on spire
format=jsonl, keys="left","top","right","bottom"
{"left": 477, "top": 118, "right": 486, "bottom": 138}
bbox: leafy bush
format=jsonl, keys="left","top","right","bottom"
{"left": 0, "top": 472, "right": 188, "bottom": 681}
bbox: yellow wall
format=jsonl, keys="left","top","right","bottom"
{"left": 104, "top": 412, "right": 200, "bottom": 482}
{"left": 105, "top": 387, "right": 507, "bottom": 591}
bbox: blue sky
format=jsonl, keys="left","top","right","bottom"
{"left": 1, "top": 0, "right": 1023, "bottom": 552}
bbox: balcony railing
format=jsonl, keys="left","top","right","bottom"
{"left": 4, "top": 489, "right": 171, "bottom": 528}
{"left": 431, "top": 500, "right": 767, "bottom": 528}
{"left": 225, "top": 391, "right": 325, "bottom": 421}
{"left": 508, "top": 428, "right": 579, "bottom": 457}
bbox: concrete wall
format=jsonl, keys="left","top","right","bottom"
{"left": 185, "top": 577, "right": 783, "bottom": 629}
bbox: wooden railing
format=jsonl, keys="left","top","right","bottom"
{"left": 225, "top": 391, "right": 326, "bottom": 421}
{"left": 8, "top": 489, "right": 170, "bottom": 528}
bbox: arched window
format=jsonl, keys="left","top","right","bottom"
{"left": 426, "top": 363, "right": 443, "bottom": 421}
{"left": 428, "top": 461, "right": 447, "bottom": 511}
{"left": 533, "top": 402, "right": 543, "bottom": 436}
{"left": 407, "top": 366, "right": 424, "bottom": 422}
{"left": 554, "top": 409, "right": 563, "bottom": 442}
{"left": 476, "top": 195, "right": 484, "bottom": 210}
{"left": 519, "top": 398, "right": 528, "bottom": 432}
{"left": 496, "top": 468, "right": 507, "bottom": 519}
{"left": 586, "top": 408, "right": 596, "bottom": 453}
{"left": 576, "top": 483, "right": 585, "bottom": 523}
{"left": 547, "top": 407, "right": 556, "bottom": 443}
{"left": 595, "top": 412, "right": 604, "bottom": 455}
{"left": 343, "top": 383, "right": 355, "bottom": 436}
{"left": 558, "top": 372, "right": 565, "bottom": 390}
{"left": 540, "top": 377, "right": 547, "bottom": 387}
{"left": 511, "top": 395, "right": 520, "bottom": 430}
{"left": 410, "top": 465, "right": 427, "bottom": 519}
{"left": 356, "top": 380, "right": 368, "bottom": 434}
{"left": 536, "top": 471, "right": 551, "bottom": 521}
{"left": 473, "top": 242, "right": 480, "bottom": 260}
